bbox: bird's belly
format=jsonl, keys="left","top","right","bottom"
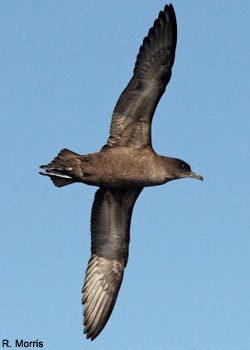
{"left": 76, "top": 150, "right": 167, "bottom": 188}
{"left": 80, "top": 166, "right": 166, "bottom": 188}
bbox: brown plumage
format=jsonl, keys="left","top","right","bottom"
{"left": 40, "top": 4, "right": 203, "bottom": 340}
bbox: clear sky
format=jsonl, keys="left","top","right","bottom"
{"left": 1, "top": 1, "right": 250, "bottom": 349}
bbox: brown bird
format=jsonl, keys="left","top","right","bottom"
{"left": 40, "top": 3, "right": 203, "bottom": 340}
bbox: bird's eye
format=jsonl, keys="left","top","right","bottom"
{"left": 180, "top": 162, "right": 191, "bottom": 171}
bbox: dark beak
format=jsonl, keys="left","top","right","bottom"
{"left": 189, "top": 171, "right": 204, "bottom": 181}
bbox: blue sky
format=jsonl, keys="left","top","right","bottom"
{"left": 1, "top": 1, "right": 250, "bottom": 349}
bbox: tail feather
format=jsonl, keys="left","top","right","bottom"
{"left": 39, "top": 148, "right": 80, "bottom": 187}
{"left": 45, "top": 148, "right": 80, "bottom": 167}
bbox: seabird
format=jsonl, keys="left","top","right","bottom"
{"left": 40, "top": 3, "right": 203, "bottom": 340}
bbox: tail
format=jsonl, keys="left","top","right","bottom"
{"left": 39, "top": 148, "right": 80, "bottom": 187}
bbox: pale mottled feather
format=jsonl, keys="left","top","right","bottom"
{"left": 82, "top": 255, "right": 124, "bottom": 340}
{"left": 82, "top": 188, "right": 142, "bottom": 340}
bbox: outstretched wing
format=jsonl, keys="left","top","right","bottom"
{"left": 103, "top": 4, "right": 177, "bottom": 150}
{"left": 82, "top": 188, "right": 142, "bottom": 340}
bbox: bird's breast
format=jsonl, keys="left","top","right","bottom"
{"left": 76, "top": 149, "right": 167, "bottom": 188}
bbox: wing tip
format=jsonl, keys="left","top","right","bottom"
{"left": 81, "top": 255, "right": 125, "bottom": 340}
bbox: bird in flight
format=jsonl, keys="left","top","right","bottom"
{"left": 40, "top": 3, "right": 203, "bottom": 341}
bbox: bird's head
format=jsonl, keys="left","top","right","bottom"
{"left": 164, "top": 157, "right": 203, "bottom": 182}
